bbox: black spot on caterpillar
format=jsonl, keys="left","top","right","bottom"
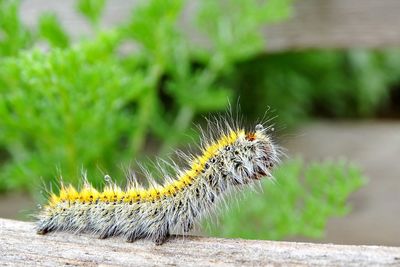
{"left": 35, "top": 118, "right": 279, "bottom": 245}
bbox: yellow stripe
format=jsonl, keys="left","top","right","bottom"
{"left": 50, "top": 129, "right": 244, "bottom": 206}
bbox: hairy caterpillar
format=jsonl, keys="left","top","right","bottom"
{"left": 36, "top": 118, "right": 279, "bottom": 245}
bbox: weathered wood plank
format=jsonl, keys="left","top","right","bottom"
{"left": 1, "top": 218, "right": 399, "bottom": 266}
{"left": 264, "top": 0, "right": 400, "bottom": 51}
{"left": 20, "top": 0, "right": 400, "bottom": 52}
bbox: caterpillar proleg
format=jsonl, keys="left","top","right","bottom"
{"left": 36, "top": 118, "right": 279, "bottom": 245}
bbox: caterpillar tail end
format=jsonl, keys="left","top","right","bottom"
{"left": 36, "top": 227, "right": 49, "bottom": 235}
{"left": 36, "top": 219, "right": 52, "bottom": 235}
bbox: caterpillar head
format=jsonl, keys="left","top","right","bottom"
{"left": 225, "top": 124, "right": 278, "bottom": 186}
{"left": 249, "top": 124, "right": 279, "bottom": 180}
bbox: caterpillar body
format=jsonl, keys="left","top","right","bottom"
{"left": 36, "top": 120, "right": 279, "bottom": 245}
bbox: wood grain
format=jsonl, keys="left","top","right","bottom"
{"left": 1, "top": 218, "right": 399, "bottom": 266}
{"left": 264, "top": 0, "right": 400, "bottom": 51}
{"left": 20, "top": 0, "right": 400, "bottom": 52}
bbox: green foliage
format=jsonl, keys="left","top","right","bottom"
{"left": 197, "top": 0, "right": 292, "bottom": 65}
{"left": 38, "top": 13, "right": 70, "bottom": 48}
{"left": 76, "top": 0, "right": 106, "bottom": 27}
{"left": 124, "top": 0, "right": 184, "bottom": 62}
{"left": 206, "top": 159, "right": 366, "bottom": 240}
{"left": 0, "top": 32, "right": 143, "bottom": 191}
{"left": 0, "top": 0, "right": 293, "bottom": 194}
{"left": 0, "top": 0, "right": 32, "bottom": 56}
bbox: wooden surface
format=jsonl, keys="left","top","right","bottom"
{"left": 1, "top": 218, "right": 400, "bottom": 266}
{"left": 263, "top": 0, "right": 400, "bottom": 51}
{"left": 20, "top": 0, "right": 400, "bottom": 52}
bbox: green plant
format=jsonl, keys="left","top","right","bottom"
{"left": 206, "top": 159, "right": 366, "bottom": 240}
{"left": 0, "top": 0, "right": 292, "bottom": 194}
{"left": 38, "top": 13, "right": 70, "bottom": 48}
{"left": 0, "top": 0, "right": 33, "bottom": 56}
{"left": 76, "top": 0, "right": 106, "bottom": 27}
{"left": 0, "top": 32, "right": 142, "bottom": 191}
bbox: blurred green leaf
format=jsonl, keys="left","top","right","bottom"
{"left": 196, "top": 0, "right": 293, "bottom": 64}
{"left": 76, "top": 0, "right": 106, "bottom": 26}
{"left": 0, "top": 0, "right": 33, "bottom": 56}
{"left": 38, "top": 13, "right": 70, "bottom": 48}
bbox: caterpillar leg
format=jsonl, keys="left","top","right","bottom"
{"left": 183, "top": 221, "right": 194, "bottom": 233}
{"left": 36, "top": 222, "right": 53, "bottom": 235}
{"left": 98, "top": 232, "right": 110, "bottom": 239}
{"left": 97, "top": 224, "right": 119, "bottom": 239}
{"left": 125, "top": 233, "right": 139, "bottom": 243}
{"left": 125, "top": 230, "right": 146, "bottom": 243}
{"left": 98, "top": 228, "right": 114, "bottom": 239}
{"left": 125, "top": 236, "right": 136, "bottom": 243}
{"left": 36, "top": 227, "right": 49, "bottom": 235}
{"left": 153, "top": 232, "right": 170, "bottom": 246}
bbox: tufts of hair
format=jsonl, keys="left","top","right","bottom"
{"left": 35, "top": 116, "right": 280, "bottom": 245}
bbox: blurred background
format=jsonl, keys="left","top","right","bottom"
{"left": 0, "top": 0, "right": 399, "bottom": 246}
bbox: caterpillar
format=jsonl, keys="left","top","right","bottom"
{"left": 36, "top": 118, "right": 279, "bottom": 245}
